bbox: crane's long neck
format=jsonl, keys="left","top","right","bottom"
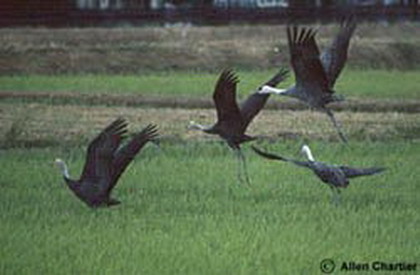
{"left": 188, "top": 121, "right": 214, "bottom": 133}
{"left": 258, "top": 85, "right": 289, "bottom": 96}
{"left": 301, "top": 145, "right": 315, "bottom": 162}
{"left": 55, "top": 159, "right": 70, "bottom": 179}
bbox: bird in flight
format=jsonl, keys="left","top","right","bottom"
{"left": 55, "top": 118, "right": 158, "bottom": 207}
{"left": 252, "top": 144, "right": 385, "bottom": 204}
{"left": 258, "top": 17, "right": 357, "bottom": 143}
{"left": 189, "top": 68, "right": 289, "bottom": 184}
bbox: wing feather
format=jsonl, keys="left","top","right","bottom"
{"left": 239, "top": 68, "right": 289, "bottom": 127}
{"left": 251, "top": 146, "right": 312, "bottom": 169}
{"left": 80, "top": 118, "right": 127, "bottom": 182}
{"left": 109, "top": 124, "right": 159, "bottom": 192}
{"left": 339, "top": 166, "right": 385, "bottom": 179}
{"left": 213, "top": 69, "right": 242, "bottom": 123}
{"left": 320, "top": 16, "right": 357, "bottom": 87}
{"left": 288, "top": 25, "right": 330, "bottom": 93}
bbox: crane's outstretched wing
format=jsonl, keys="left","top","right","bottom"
{"left": 288, "top": 26, "right": 330, "bottom": 93}
{"left": 109, "top": 124, "right": 159, "bottom": 191}
{"left": 80, "top": 118, "right": 127, "bottom": 182}
{"left": 263, "top": 67, "right": 290, "bottom": 88}
{"left": 320, "top": 16, "right": 357, "bottom": 87}
{"left": 339, "top": 166, "right": 386, "bottom": 179}
{"left": 240, "top": 68, "right": 289, "bottom": 127}
{"left": 213, "top": 69, "right": 242, "bottom": 123}
{"left": 251, "top": 146, "right": 312, "bottom": 169}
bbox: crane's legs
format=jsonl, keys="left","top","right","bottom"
{"left": 235, "top": 149, "right": 251, "bottom": 185}
{"left": 330, "top": 186, "right": 341, "bottom": 205}
{"left": 326, "top": 109, "right": 348, "bottom": 143}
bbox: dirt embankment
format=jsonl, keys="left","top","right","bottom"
{"left": 1, "top": 91, "right": 420, "bottom": 113}
{"left": 1, "top": 102, "right": 419, "bottom": 149}
{"left": 0, "top": 23, "right": 419, "bottom": 74}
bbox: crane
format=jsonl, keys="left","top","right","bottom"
{"left": 259, "top": 18, "right": 357, "bottom": 143}
{"left": 189, "top": 68, "right": 288, "bottom": 184}
{"left": 55, "top": 118, "right": 158, "bottom": 207}
{"left": 252, "top": 144, "right": 385, "bottom": 204}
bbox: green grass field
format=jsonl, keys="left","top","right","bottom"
{"left": 1, "top": 141, "right": 419, "bottom": 274}
{"left": 1, "top": 65, "right": 419, "bottom": 273}
{"left": 1, "top": 69, "right": 419, "bottom": 100}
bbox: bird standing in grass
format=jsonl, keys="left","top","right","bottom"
{"left": 55, "top": 118, "right": 158, "bottom": 207}
{"left": 189, "top": 68, "right": 289, "bottom": 184}
{"left": 252, "top": 145, "right": 385, "bottom": 204}
{"left": 258, "top": 18, "right": 357, "bottom": 143}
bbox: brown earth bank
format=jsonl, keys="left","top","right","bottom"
{"left": 0, "top": 22, "right": 419, "bottom": 74}
{"left": 1, "top": 91, "right": 420, "bottom": 113}
{"left": 1, "top": 102, "right": 419, "bottom": 149}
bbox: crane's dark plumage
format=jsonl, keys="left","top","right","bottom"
{"left": 55, "top": 118, "right": 158, "bottom": 207}
{"left": 192, "top": 68, "right": 288, "bottom": 149}
{"left": 239, "top": 69, "right": 289, "bottom": 129}
{"left": 189, "top": 68, "right": 288, "bottom": 183}
{"left": 260, "top": 17, "right": 357, "bottom": 142}
{"left": 321, "top": 17, "right": 358, "bottom": 87}
{"left": 252, "top": 145, "right": 385, "bottom": 203}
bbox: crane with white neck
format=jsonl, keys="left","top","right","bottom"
{"left": 258, "top": 17, "right": 357, "bottom": 143}
{"left": 252, "top": 144, "right": 385, "bottom": 204}
{"left": 55, "top": 118, "right": 158, "bottom": 208}
{"left": 188, "top": 68, "right": 288, "bottom": 185}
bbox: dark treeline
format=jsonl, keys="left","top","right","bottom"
{"left": 0, "top": 0, "right": 419, "bottom": 27}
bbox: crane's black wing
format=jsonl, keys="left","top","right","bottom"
{"left": 263, "top": 67, "right": 290, "bottom": 88}
{"left": 287, "top": 26, "right": 330, "bottom": 93}
{"left": 213, "top": 69, "right": 242, "bottom": 123}
{"left": 80, "top": 118, "right": 127, "bottom": 183}
{"left": 239, "top": 68, "right": 289, "bottom": 128}
{"left": 251, "top": 146, "right": 312, "bottom": 169}
{"left": 339, "top": 166, "right": 386, "bottom": 179}
{"left": 108, "top": 124, "right": 159, "bottom": 192}
{"left": 320, "top": 16, "right": 357, "bottom": 87}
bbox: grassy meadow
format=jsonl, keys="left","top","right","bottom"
{"left": 1, "top": 68, "right": 419, "bottom": 274}
{"left": 1, "top": 69, "right": 419, "bottom": 100}
{"left": 1, "top": 142, "right": 419, "bottom": 274}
